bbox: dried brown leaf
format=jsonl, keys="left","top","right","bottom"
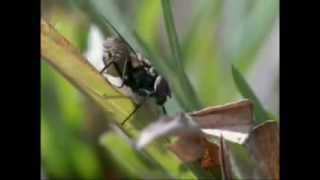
{"left": 219, "top": 136, "right": 234, "bottom": 180}
{"left": 168, "top": 133, "right": 204, "bottom": 162}
{"left": 191, "top": 99, "right": 253, "bottom": 144}
{"left": 136, "top": 99, "right": 254, "bottom": 172}
{"left": 169, "top": 133, "right": 220, "bottom": 170}
{"left": 200, "top": 138, "right": 220, "bottom": 170}
{"left": 245, "top": 121, "right": 279, "bottom": 180}
{"left": 190, "top": 99, "right": 253, "bottom": 131}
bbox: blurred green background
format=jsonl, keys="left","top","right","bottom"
{"left": 41, "top": 0, "right": 278, "bottom": 179}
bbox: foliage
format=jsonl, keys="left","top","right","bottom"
{"left": 41, "top": 0, "right": 278, "bottom": 179}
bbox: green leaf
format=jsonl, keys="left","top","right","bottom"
{"left": 223, "top": 0, "right": 279, "bottom": 72}
{"left": 161, "top": 0, "right": 202, "bottom": 111}
{"left": 41, "top": 116, "right": 72, "bottom": 178}
{"left": 73, "top": 0, "right": 142, "bottom": 53}
{"left": 135, "top": 0, "right": 162, "bottom": 51}
{"left": 218, "top": 137, "right": 259, "bottom": 179}
{"left": 99, "top": 131, "right": 172, "bottom": 179}
{"left": 161, "top": 0, "right": 183, "bottom": 68}
{"left": 50, "top": 11, "right": 89, "bottom": 52}
{"left": 231, "top": 65, "right": 271, "bottom": 124}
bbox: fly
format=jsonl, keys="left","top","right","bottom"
{"left": 99, "top": 17, "right": 171, "bottom": 126}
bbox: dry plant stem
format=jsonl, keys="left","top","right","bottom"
{"left": 41, "top": 18, "right": 135, "bottom": 124}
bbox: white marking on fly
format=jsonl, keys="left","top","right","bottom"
{"left": 102, "top": 74, "right": 123, "bottom": 87}
{"left": 154, "top": 76, "right": 162, "bottom": 92}
{"left": 137, "top": 53, "right": 142, "bottom": 62}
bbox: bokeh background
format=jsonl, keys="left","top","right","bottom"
{"left": 41, "top": 0, "right": 278, "bottom": 179}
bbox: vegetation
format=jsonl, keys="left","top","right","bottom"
{"left": 41, "top": 0, "right": 278, "bottom": 179}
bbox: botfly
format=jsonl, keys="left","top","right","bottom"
{"left": 99, "top": 17, "right": 171, "bottom": 126}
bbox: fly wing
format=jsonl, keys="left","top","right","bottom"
{"left": 100, "top": 16, "right": 138, "bottom": 57}
{"left": 100, "top": 15, "right": 145, "bottom": 75}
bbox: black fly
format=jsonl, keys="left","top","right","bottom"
{"left": 99, "top": 18, "right": 171, "bottom": 126}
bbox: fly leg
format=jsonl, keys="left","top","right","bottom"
{"left": 100, "top": 60, "right": 126, "bottom": 88}
{"left": 115, "top": 58, "right": 129, "bottom": 88}
{"left": 161, "top": 105, "right": 167, "bottom": 115}
{"left": 120, "top": 98, "right": 147, "bottom": 126}
{"left": 99, "top": 60, "right": 115, "bottom": 74}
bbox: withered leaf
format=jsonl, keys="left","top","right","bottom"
{"left": 169, "top": 134, "right": 220, "bottom": 170}
{"left": 190, "top": 99, "right": 253, "bottom": 131}
{"left": 245, "top": 121, "right": 279, "bottom": 180}
{"left": 135, "top": 99, "right": 254, "bottom": 172}
{"left": 191, "top": 99, "right": 253, "bottom": 144}
{"left": 200, "top": 138, "right": 220, "bottom": 170}
{"left": 168, "top": 133, "right": 204, "bottom": 162}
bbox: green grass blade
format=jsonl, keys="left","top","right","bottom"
{"left": 223, "top": 0, "right": 279, "bottom": 72}
{"left": 74, "top": 0, "right": 143, "bottom": 53}
{"left": 161, "top": 0, "right": 183, "bottom": 68}
{"left": 231, "top": 65, "right": 271, "bottom": 123}
{"left": 99, "top": 131, "right": 172, "bottom": 179}
{"left": 135, "top": 0, "right": 162, "bottom": 51}
{"left": 161, "top": 0, "right": 202, "bottom": 111}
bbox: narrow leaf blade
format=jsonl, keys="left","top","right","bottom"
{"left": 161, "top": 0, "right": 202, "bottom": 111}
{"left": 231, "top": 65, "right": 270, "bottom": 123}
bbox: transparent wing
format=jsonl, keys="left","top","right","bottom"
{"left": 100, "top": 15, "right": 138, "bottom": 57}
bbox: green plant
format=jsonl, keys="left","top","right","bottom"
{"left": 41, "top": 0, "right": 278, "bottom": 179}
